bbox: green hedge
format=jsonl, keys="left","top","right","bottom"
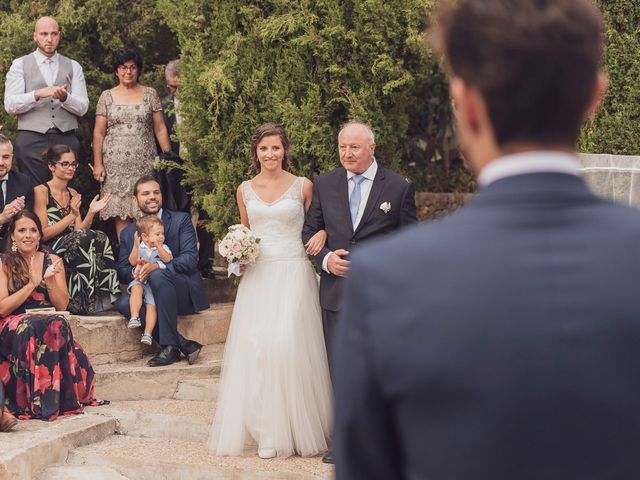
{"left": 0, "top": 1, "right": 178, "bottom": 194}
{"left": 579, "top": 1, "right": 640, "bottom": 154}
{"left": 156, "top": 0, "right": 466, "bottom": 237}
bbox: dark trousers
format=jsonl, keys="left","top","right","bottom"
{"left": 14, "top": 130, "right": 81, "bottom": 186}
{"left": 197, "top": 216, "right": 214, "bottom": 272}
{"left": 117, "top": 269, "right": 195, "bottom": 347}
{"left": 322, "top": 308, "right": 340, "bottom": 386}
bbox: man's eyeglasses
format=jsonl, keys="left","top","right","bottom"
{"left": 118, "top": 64, "right": 138, "bottom": 73}
{"left": 56, "top": 161, "right": 78, "bottom": 169}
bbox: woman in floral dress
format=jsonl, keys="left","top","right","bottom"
{"left": 0, "top": 211, "right": 104, "bottom": 421}
{"left": 92, "top": 48, "right": 173, "bottom": 239}
{"left": 34, "top": 145, "right": 119, "bottom": 315}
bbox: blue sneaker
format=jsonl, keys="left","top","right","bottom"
{"left": 127, "top": 316, "right": 142, "bottom": 329}
{"left": 141, "top": 333, "right": 153, "bottom": 345}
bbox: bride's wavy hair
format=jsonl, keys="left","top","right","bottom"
{"left": 3, "top": 210, "right": 44, "bottom": 294}
{"left": 249, "top": 123, "right": 291, "bottom": 173}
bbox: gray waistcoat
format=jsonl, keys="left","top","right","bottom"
{"left": 18, "top": 53, "right": 78, "bottom": 134}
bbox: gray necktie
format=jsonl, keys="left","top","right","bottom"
{"left": 350, "top": 175, "right": 365, "bottom": 226}
{"left": 44, "top": 58, "right": 55, "bottom": 85}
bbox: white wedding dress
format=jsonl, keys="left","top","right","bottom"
{"left": 208, "top": 177, "right": 332, "bottom": 458}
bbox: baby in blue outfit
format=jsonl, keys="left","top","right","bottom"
{"left": 127, "top": 215, "right": 173, "bottom": 345}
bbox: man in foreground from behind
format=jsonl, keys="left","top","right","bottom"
{"left": 335, "top": 1, "right": 640, "bottom": 479}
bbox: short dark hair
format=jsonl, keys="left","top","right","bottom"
{"left": 250, "top": 123, "right": 290, "bottom": 172}
{"left": 42, "top": 144, "right": 73, "bottom": 164}
{"left": 133, "top": 174, "right": 160, "bottom": 196}
{"left": 112, "top": 48, "right": 144, "bottom": 75}
{"left": 432, "top": 0, "right": 603, "bottom": 147}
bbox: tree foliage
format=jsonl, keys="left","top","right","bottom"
{"left": 579, "top": 1, "right": 640, "bottom": 154}
{"left": 0, "top": 0, "right": 177, "bottom": 192}
{"left": 0, "top": 1, "right": 632, "bottom": 239}
{"left": 156, "top": 0, "right": 461, "bottom": 237}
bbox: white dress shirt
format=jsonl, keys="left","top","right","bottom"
{"left": 0, "top": 174, "right": 7, "bottom": 204}
{"left": 322, "top": 160, "right": 378, "bottom": 273}
{"left": 478, "top": 151, "right": 581, "bottom": 187}
{"left": 4, "top": 50, "right": 89, "bottom": 117}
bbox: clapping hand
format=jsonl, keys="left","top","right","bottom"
{"left": 43, "top": 258, "right": 63, "bottom": 279}
{"left": 51, "top": 84, "right": 68, "bottom": 102}
{"left": 89, "top": 193, "right": 111, "bottom": 214}
{"left": 0, "top": 196, "right": 25, "bottom": 223}
{"left": 305, "top": 230, "right": 327, "bottom": 256}
{"left": 28, "top": 256, "right": 43, "bottom": 287}
{"left": 36, "top": 85, "right": 68, "bottom": 102}
{"left": 70, "top": 193, "right": 82, "bottom": 218}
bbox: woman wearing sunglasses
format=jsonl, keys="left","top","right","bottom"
{"left": 33, "top": 144, "right": 120, "bottom": 314}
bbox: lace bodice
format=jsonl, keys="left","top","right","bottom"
{"left": 241, "top": 177, "right": 307, "bottom": 261}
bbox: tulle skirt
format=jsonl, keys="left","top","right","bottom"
{"left": 208, "top": 256, "right": 332, "bottom": 457}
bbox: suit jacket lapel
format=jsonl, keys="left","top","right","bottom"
{"left": 4, "top": 172, "right": 15, "bottom": 204}
{"left": 162, "top": 209, "right": 172, "bottom": 233}
{"left": 354, "top": 167, "right": 386, "bottom": 236}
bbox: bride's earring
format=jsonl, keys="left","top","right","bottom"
{"left": 10, "top": 240, "right": 17, "bottom": 252}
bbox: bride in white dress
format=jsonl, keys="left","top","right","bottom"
{"left": 208, "top": 123, "right": 332, "bottom": 459}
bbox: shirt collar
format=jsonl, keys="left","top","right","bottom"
{"left": 156, "top": 208, "right": 163, "bottom": 219}
{"left": 346, "top": 158, "right": 378, "bottom": 181}
{"left": 0, "top": 174, "right": 8, "bottom": 182}
{"left": 33, "top": 50, "right": 58, "bottom": 65}
{"left": 478, "top": 151, "right": 581, "bottom": 187}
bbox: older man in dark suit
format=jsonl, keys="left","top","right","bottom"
{"left": 302, "top": 121, "right": 417, "bottom": 463}
{"left": 116, "top": 175, "right": 209, "bottom": 367}
{"left": 334, "top": 1, "right": 640, "bottom": 479}
{"left": 0, "top": 135, "right": 34, "bottom": 250}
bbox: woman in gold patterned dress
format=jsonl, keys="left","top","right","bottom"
{"left": 92, "top": 48, "right": 172, "bottom": 239}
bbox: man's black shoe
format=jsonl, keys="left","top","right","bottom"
{"left": 200, "top": 266, "right": 216, "bottom": 279}
{"left": 322, "top": 451, "right": 334, "bottom": 464}
{"left": 147, "top": 345, "right": 181, "bottom": 367}
{"left": 180, "top": 340, "right": 203, "bottom": 365}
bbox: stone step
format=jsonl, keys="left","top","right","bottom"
{"left": 66, "top": 435, "right": 332, "bottom": 480}
{"left": 71, "top": 302, "right": 233, "bottom": 365}
{"left": 174, "top": 378, "right": 219, "bottom": 402}
{"left": 38, "top": 465, "right": 130, "bottom": 480}
{"left": 86, "top": 399, "right": 215, "bottom": 443}
{"left": 203, "top": 276, "right": 238, "bottom": 304}
{"left": 93, "top": 344, "right": 224, "bottom": 402}
{"left": 0, "top": 414, "right": 116, "bottom": 480}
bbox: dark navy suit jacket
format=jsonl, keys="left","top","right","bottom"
{"left": 302, "top": 165, "right": 416, "bottom": 312}
{"left": 117, "top": 208, "right": 208, "bottom": 312}
{"left": 336, "top": 172, "right": 640, "bottom": 480}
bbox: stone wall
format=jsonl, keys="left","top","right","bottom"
{"left": 415, "top": 192, "right": 474, "bottom": 220}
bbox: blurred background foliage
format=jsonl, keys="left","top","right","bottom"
{"left": 0, "top": 0, "right": 633, "bottom": 237}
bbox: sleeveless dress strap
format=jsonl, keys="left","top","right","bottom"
{"left": 241, "top": 180, "right": 256, "bottom": 206}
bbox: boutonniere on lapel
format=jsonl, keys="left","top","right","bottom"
{"left": 379, "top": 202, "right": 391, "bottom": 214}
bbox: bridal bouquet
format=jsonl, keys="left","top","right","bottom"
{"left": 218, "top": 224, "right": 261, "bottom": 277}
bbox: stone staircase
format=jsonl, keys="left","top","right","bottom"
{"left": 0, "top": 278, "right": 333, "bottom": 480}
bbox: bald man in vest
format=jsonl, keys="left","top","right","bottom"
{"left": 4, "top": 16, "right": 88, "bottom": 186}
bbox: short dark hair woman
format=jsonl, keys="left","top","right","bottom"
{"left": 0, "top": 211, "right": 106, "bottom": 421}
{"left": 92, "top": 47, "right": 172, "bottom": 240}
{"left": 34, "top": 145, "right": 119, "bottom": 314}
